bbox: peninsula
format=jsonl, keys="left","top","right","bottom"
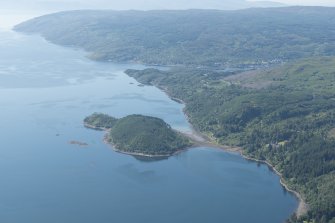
{"left": 15, "top": 8, "right": 335, "bottom": 222}
{"left": 84, "top": 113, "right": 193, "bottom": 157}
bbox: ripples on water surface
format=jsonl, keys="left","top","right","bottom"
{"left": 0, "top": 30, "right": 297, "bottom": 223}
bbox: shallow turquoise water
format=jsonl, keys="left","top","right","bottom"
{"left": 0, "top": 30, "right": 297, "bottom": 223}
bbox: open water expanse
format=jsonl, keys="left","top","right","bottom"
{"left": 0, "top": 30, "right": 297, "bottom": 223}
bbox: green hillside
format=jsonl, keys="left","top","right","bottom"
{"left": 84, "top": 114, "right": 192, "bottom": 156}
{"left": 125, "top": 57, "right": 335, "bottom": 223}
{"left": 84, "top": 112, "right": 118, "bottom": 129}
{"left": 15, "top": 7, "right": 335, "bottom": 222}
{"left": 14, "top": 7, "right": 335, "bottom": 67}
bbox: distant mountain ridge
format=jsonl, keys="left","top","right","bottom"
{"left": 13, "top": 5, "right": 335, "bottom": 223}
{"left": 250, "top": 1, "right": 286, "bottom": 7}
{"left": 2, "top": 0, "right": 286, "bottom": 12}
{"left": 14, "top": 7, "right": 335, "bottom": 67}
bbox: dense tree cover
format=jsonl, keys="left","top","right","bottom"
{"left": 14, "top": 7, "right": 335, "bottom": 67}
{"left": 126, "top": 57, "right": 335, "bottom": 222}
{"left": 84, "top": 112, "right": 118, "bottom": 129}
{"left": 15, "top": 8, "right": 335, "bottom": 222}
{"left": 84, "top": 113, "right": 192, "bottom": 156}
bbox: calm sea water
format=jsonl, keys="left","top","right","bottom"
{"left": 0, "top": 30, "right": 297, "bottom": 223}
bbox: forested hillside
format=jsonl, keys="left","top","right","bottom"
{"left": 84, "top": 113, "right": 192, "bottom": 156}
{"left": 126, "top": 57, "right": 335, "bottom": 223}
{"left": 14, "top": 7, "right": 335, "bottom": 222}
{"left": 14, "top": 7, "right": 335, "bottom": 67}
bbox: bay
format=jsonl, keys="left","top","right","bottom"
{"left": 0, "top": 30, "right": 297, "bottom": 223}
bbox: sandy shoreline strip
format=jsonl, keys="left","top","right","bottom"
{"left": 85, "top": 118, "right": 307, "bottom": 217}
{"left": 84, "top": 81, "right": 308, "bottom": 218}
{"left": 179, "top": 123, "right": 308, "bottom": 217}
{"left": 154, "top": 83, "right": 308, "bottom": 218}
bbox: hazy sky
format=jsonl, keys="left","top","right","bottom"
{"left": 0, "top": 0, "right": 335, "bottom": 29}
{"left": 269, "top": 0, "right": 335, "bottom": 5}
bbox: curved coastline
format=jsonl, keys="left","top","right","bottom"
{"left": 84, "top": 122, "right": 195, "bottom": 158}
{"left": 241, "top": 154, "right": 308, "bottom": 218}
{"left": 147, "top": 80, "right": 308, "bottom": 218}
{"left": 84, "top": 71, "right": 307, "bottom": 217}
